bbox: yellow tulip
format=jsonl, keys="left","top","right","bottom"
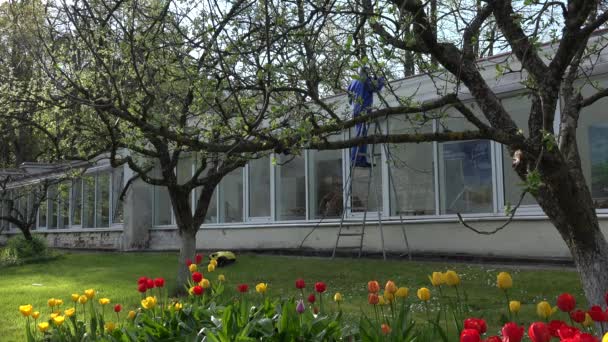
{"left": 428, "top": 272, "right": 445, "bottom": 287}
{"left": 583, "top": 313, "right": 593, "bottom": 327}
{"left": 19, "top": 304, "right": 33, "bottom": 317}
{"left": 173, "top": 302, "right": 183, "bottom": 311}
{"left": 64, "top": 307, "right": 76, "bottom": 317}
{"left": 417, "top": 287, "right": 431, "bottom": 301}
{"left": 207, "top": 263, "right": 216, "bottom": 272}
{"left": 378, "top": 296, "right": 386, "bottom": 305}
{"left": 47, "top": 298, "right": 57, "bottom": 307}
{"left": 71, "top": 294, "right": 79, "bottom": 302}
{"left": 52, "top": 315, "right": 65, "bottom": 326}
{"left": 188, "top": 287, "right": 194, "bottom": 295}
{"left": 255, "top": 282, "right": 268, "bottom": 294}
{"left": 334, "top": 292, "right": 343, "bottom": 302}
{"left": 395, "top": 287, "right": 409, "bottom": 298}
{"left": 141, "top": 296, "right": 157, "bottom": 310}
{"left": 210, "top": 259, "right": 218, "bottom": 267}
{"left": 445, "top": 270, "right": 460, "bottom": 286}
{"left": 509, "top": 300, "right": 521, "bottom": 313}
{"left": 385, "top": 280, "right": 397, "bottom": 294}
{"left": 497, "top": 272, "right": 512, "bottom": 290}
{"left": 32, "top": 311, "right": 40, "bottom": 319}
{"left": 105, "top": 321, "right": 116, "bottom": 332}
{"left": 189, "top": 264, "right": 198, "bottom": 273}
{"left": 37, "top": 322, "right": 49, "bottom": 332}
{"left": 201, "top": 278, "right": 211, "bottom": 289}
{"left": 99, "top": 298, "right": 111, "bottom": 305}
{"left": 127, "top": 310, "right": 137, "bottom": 320}
{"left": 602, "top": 332, "right": 608, "bottom": 342}
{"left": 384, "top": 292, "right": 395, "bottom": 303}
{"left": 218, "top": 274, "right": 225, "bottom": 282}
{"left": 50, "top": 311, "right": 60, "bottom": 319}
{"left": 78, "top": 295, "right": 88, "bottom": 305}
{"left": 84, "top": 289, "right": 95, "bottom": 299}
{"left": 536, "top": 301, "right": 554, "bottom": 319}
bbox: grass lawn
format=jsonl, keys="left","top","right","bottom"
{"left": 0, "top": 252, "right": 584, "bottom": 341}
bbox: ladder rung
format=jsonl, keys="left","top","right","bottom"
{"left": 335, "top": 245, "right": 361, "bottom": 249}
{"left": 339, "top": 233, "right": 363, "bottom": 236}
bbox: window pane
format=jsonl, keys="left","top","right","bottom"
{"left": 112, "top": 168, "right": 124, "bottom": 224}
{"left": 177, "top": 157, "right": 192, "bottom": 208}
{"left": 8, "top": 191, "right": 16, "bottom": 230}
{"left": 96, "top": 174, "right": 110, "bottom": 228}
{"left": 389, "top": 117, "right": 435, "bottom": 215}
{"left": 38, "top": 196, "right": 47, "bottom": 228}
{"left": 201, "top": 188, "right": 218, "bottom": 224}
{"left": 82, "top": 176, "right": 95, "bottom": 227}
{"left": 276, "top": 155, "right": 306, "bottom": 220}
{"left": 308, "top": 149, "right": 343, "bottom": 219}
{"left": 59, "top": 183, "right": 70, "bottom": 228}
{"left": 248, "top": 157, "right": 270, "bottom": 217}
{"left": 153, "top": 165, "right": 172, "bottom": 225}
{"left": 71, "top": 179, "right": 82, "bottom": 226}
{"left": 48, "top": 185, "right": 58, "bottom": 229}
{"left": 219, "top": 168, "right": 243, "bottom": 223}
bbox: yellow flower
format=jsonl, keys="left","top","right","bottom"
{"left": 255, "top": 282, "right": 268, "bottom": 294}
{"left": 201, "top": 278, "right": 211, "bottom": 289}
{"left": 173, "top": 302, "right": 183, "bottom": 311}
{"left": 509, "top": 301, "right": 521, "bottom": 313}
{"left": 444, "top": 270, "right": 460, "bottom": 286}
{"left": 55, "top": 299, "right": 63, "bottom": 306}
{"left": 385, "top": 280, "right": 397, "bottom": 294}
{"left": 71, "top": 294, "right": 79, "bottom": 302}
{"left": 84, "top": 289, "right": 95, "bottom": 299}
{"left": 536, "top": 301, "right": 555, "bottom": 319}
{"left": 37, "top": 322, "right": 49, "bottom": 332}
{"left": 127, "top": 310, "right": 136, "bottom": 320}
{"left": 417, "top": 287, "right": 431, "bottom": 301}
{"left": 384, "top": 292, "right": 395, "bottom": 303}
{"left": 99, "top": 298, "right": 111, "bottom": 305}
{"left": 141, "top": 296, "right": 157, "bottom": 310}
{"left": 50, "top": 311, "right": 60, "bottom": 319}
{"left": 47, "top": 298, "right": 57, "bottom": 307}
{"left": 218, "top": 274, "right": 225, "bottom": 282}
{"left": 19, "top": 304, "right": 33, "bottom": 317}
{"left": 105, "top": 321, "right": 116, "bottom": 332}
{"left": 78, "top": 295, "right": 88, "bottom": 305}
{"left": 429, "top": 272, "right": 445, "bottom": 287}
{"left": 32, "top": 311, "right": 40, "bottom": 319}
{"left": 583, "top": 313, "right": 593, "bottom": 327}
{"left": 189, "top": 264, "right": 198, "bottom": 273}
{"left": 334, "top": 292, "right": 343, "bottom": 302}
{"left": 188, "top": 286, "right": 194, "bottom": 295}
{"left": 378, "top": 296, "right": 386, "bottom": 305}
{"left": 210, "top": 259, "right": 218, "bottom": 267}
{"left": 52, "top": 315, "right": 65, "bottom": 326}
{"left": 64, "top": 307, "right": 76, "bottom": 317}
{"left": 602, "top": 332, "right": 608, "bottom": 342}
{"left": 396, "top": 287, "right": 409, "bottom": 298}
{"left": 497, "top": 272, "right": 512, "bottom": 290}
{"left": 207, "top": 263, "right": 216, "bottom": 272}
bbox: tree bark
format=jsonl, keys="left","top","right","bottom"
{"left": 20, "top": 225, "right": 33, "bottom": 241}
{"left": 176, "top": 227, "right": 197, "bottom": 293}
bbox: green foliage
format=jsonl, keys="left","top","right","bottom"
{"left": 0, "top": 235, "right": 53, "bottom": 267}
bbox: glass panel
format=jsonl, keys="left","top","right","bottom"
{"left": 59, "top": 183, "right": 70, "bottom": 228}
{"left": 71, "top": 179, "right": 82, "bottom": 226}
{"left": 48, "top": 185, "right": 58, "bottom": 229}
{"left": 389, "top": 117, "right": 435, "bottom": 216}
{"left": 96, "top": 173, "right": 110, "bottom": 228}
{"left": 202, "top": 188, "right": 218, "bottom": 224}
{"left": 308, "top": 149, "right": 343, "bottom": 219}
{"left": 153, "top": 166, "right": 172, "bottom": 225}
{"left": 177, "top": 157, "right": 192, "bottom": 208}
{"left": 248, "top": 157, "right": 270, "bottom": 217}
{"left": 349, "top": 124, "right": 383, "bottom": 213}
{"left": 112, "top": 168, "right": 124, "bottom": 224}
{"left": 219, "top": 168, "right": 243, "bottom": 223}
{"left": 8, "top": 191, "right": 16, "bottom": 230}
{"left": 38, "top": 196, "right": 47, "bottom": 229}
{"left": 82, "top": 176, "right": 95, "bottom": 227}
{"left": 275, "top": 155, "right": 306, "bottom": 220}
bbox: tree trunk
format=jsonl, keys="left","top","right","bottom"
{"left": 20, "top": 225, "right": 33, "bottom": 241}
{"left": 176, "top": 228, "right": 197, "bottom": 293}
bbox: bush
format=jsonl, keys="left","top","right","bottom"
{"left": 0, "top": 235, "right": 52, "bottom": 267}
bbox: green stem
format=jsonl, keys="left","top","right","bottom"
{"left": 503, "top": 290, "right": 512, "bottom": 321}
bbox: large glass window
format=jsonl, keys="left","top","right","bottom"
{"left": 82, "top": 176, "right": 95, "bottom": 227}
{"left": 111, "top": 168, "right": 124, "bottom": 224}
{"left": 203, "top": 189, "right": 218, "bottom": 224}
{"left": 59, "top": 183, "right": 70, "bottom": 228}
{"left": 275, "top": 155, "right": 306, "bottom": 220}
{"left": 219, "top": 168, "right": 243, "bottom": 223}
{"left": 71, "top": 179, "right": 82, "bottom": 226}
{"left": 48, "top": 185, "right": 58, "bottom": 229}
{"left": 38, "top": 196, "right": 47, "bottom": 229}
{"left": 153, "top": 166, "right": 172, "bottom": 226}
{"left": 349, "top": 126, "right": 383, "bottom": 214}
{"left": 308, "top": 149, "right": 343, "bottom": 219}
{"left": 389, "top": 117, "right": 436, "bottom": 216}
{"left": 95, "top": 174, "right": 110, "bottom": 228}
{"left": 248, "top": 157, "right": 271, "bottom": 218}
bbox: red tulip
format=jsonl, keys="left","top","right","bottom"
{"left": 137, "top": 276, "right": 148, "bottom": 285}
{"left": 557, "top": 325, "right": 580, "bottom": 339}
{"left": 195, "top": 254, "right": 203, "bottom": 264}
{"left": 484, "top": 336, "right": 501, "bottom": 342}
{"left": 464, "top": 318, "right": 487, "bottom": 334}
{"left": 186, "top": 259, "right": 193, "bottom": 266}
{"left": 114, "top": 304, "right": 122, "bottom": 313}
{"left": 295, "top": 278, "right": 306, "bottom": 289}
{"left": 570, "top": 309, "right": 586, "bottom": 323}
{"left": 154, "top": 277, "right": 165, "bottom": 288}
{"left": 367, "top": 293, "right": 379, "bottom": 305}
{"left": 314, "top": 282, "right": 327, "bottom": 293}
{"left": 548, "top": 320, "right": 565, "bottom": 337}
{"left": 588, "top": 305, "right": 606, "bottom": 322}
{"left": 307, "top": 294, "right": 316, "bottom": 303}
{"left": 460, "top": 329, "right": 481, "bottom": 342}
{"left": 137, "top": 283, "right": 147, "bottom": 293}
{"left": 193, "top": 285, "right": 203, "bottom": 295}
{"left": 192, "top": 272, "right": 203, "bottom": 283}
{"left": 528, "top": 322, "right": 551, "bottom": 342}
{"left": 557, "top": 293, "right": 576, "bottom": 312}
{"left": 146, "top": 279, "right": 155, "bottom": 289}
{"left": 501, "top": 322, "right": 524, "bottom": 342}
{"left": 576, "top": 333, "right": 600, "bottom": 342}
{"left": 237, "top": 284, "right": 248, "bottom": 293}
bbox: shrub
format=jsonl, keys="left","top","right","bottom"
{"left": 1, "top": 235, "right": 51, "bottom": 267}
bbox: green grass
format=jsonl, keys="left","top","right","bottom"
{"left": 0, "top": 252, "right": 584, "bottom": 341}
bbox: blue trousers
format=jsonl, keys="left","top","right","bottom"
{"left": 350, "top": 121, "right": 369, "bottom": 165}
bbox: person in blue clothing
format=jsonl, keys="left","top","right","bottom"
{"left": 347, "top": 66, "right": 385, "bottom": 167}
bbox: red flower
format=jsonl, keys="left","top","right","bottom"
{"left": 460, "top": 329, "right": 481, "bottom": 342}
{"left": 193, "top": 285, "right": 203, "bottom": 295}
{"left": 114, "top": 304, "right": 122, "bottom": 313}
{"left": 367, "top": 293, "right": 379, "bottom": 305}
{"left": 484, "top": 336, "right": 501, "bottom": 342}
{"left": 588, "top": 305, "right": 606, "bottom": 322}
{"left": 576, "top": 333, "right": 601, "bottom": 342}
{"left": 570, "top": 309, "right": 586, "bottom": 323}
{"left": 557, "top": 293, "right": 576, "bottom": 312}
{"left": 308, "top": 294, "right": 316, "bottom": 304}
{"left": 137, "top": 276, "right": 148, "bottom": 285}
{"left": 146, "top": 278, "right": 155, "bottom": 289}
{"left": 314, "top": 282, "right": 327, "bottom": 293}
{"left": 154, "top": 277, "right": 165, "bottom": 288}
{"left": 557, "top": 325, "right": 580, "bottom": 339}
{"left": 464, "top": 318, "right": 487, "bottom": 334}
{"left": 192, "top": 272, "right": 203, "bottom": 283}
{"left": 528, "top": 322, "right": 551, "bottom": 342}
{"left": 137, "top": 283, "right": 147, "bottom": 293}
{"left": 501, "top": 322, "right": 524, "bottom": 342}
{"left": 237, "top": 284, "right": 248, "bottom": 293}
{"left": 548, "top": 320, "right": 566, "bottom": 337}
{"left": 186, "top": 259, "right": 193, "bottom": 266}
{"left": 195, "top": 254, "right": 203, "bottom": 264}
{"left": 295, "top": 278, "right": 306, "bottom": 289}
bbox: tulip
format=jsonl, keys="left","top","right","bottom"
{"left": 589, "top": 305, "right": 607, "bottom": 322}
{"left": 210, "top": 259, "right": 218, "bottom": 267}
{"left": 37, "top": 322, "right": 49, "bottom": 332}
{"left": 64, "top": 308, "right": 76, "bottom": 317}
{"left": 603, "top": 332, "right": 608, "bottom": 342}
{"left": 296, "top": 299, "right": 305, "bottom": 314}
{"left": 558, "top": 325, "right": 579, "bottom": 339}
{"left": 141, "top": 296, "right": 157, "bottom": 309}
{"left": 218, "top": 274, "right": 225, "bottom": 282}
{"left": 501, "top": 322, "right": 524, "bottom": 342}
{"left": 381, "top": 323, "right": 391, "bottom": 335}
{"left": 192, "top": 272, "right": 203, "bottom": 283}
{"left": 485, "top": 337, "right": 501, "bottom": 342}
{"left": 192, "top": 285, "right": 204, "bottom": 296}
{"left": 78, "top": 295, "right": 88, "bottom": 305}
{"left": 207, "top": 263, "right": 216, "bottom": 272}
{"left": 19, "top": 304, "right": 33, "bottom": 317}
{"left": 368, "top": 293, "right": 379, "bottom": 305}
{"left": 548, "top": 320, "right": 565, "bottom": 337}
{"left": 52, "top": 315, "right": 65, "bottom": 326}
{"left": 385, "top": 280, "right": 397, "bottom": 294}
{"left": 185, "top": 259, "right": 192, "bottom": 266}
{"left": 583, "top": 312, "right": 594, "bottom": 327}
{"left": 47, "top": 298, "right": 57, "bottom": 307}
{"left": 509, "top": 300, "right": 521, "bottom": 313}
{"left": 417, "top": 287, "right": 431, "bottom": 301}
{"left": 460, "top": 328, "right": 481, "bottom": 342}
{"left": 429, "top": 272, "right": 445, "bottom": 286}
{"left": 154, "top": 278, "right": 165, "bottom": 288}
{"left": 195, "top": 254, "right": 203, "bottom": 264}
{"left": 201, "top": 278, "right": 211, "bottom": 289}
{"left": 50, "top": 312, "right": 60, "bottom": 319}
{"left": 105, "top": 321, "right": 116, "bottom": 332}
{"left": 114, "top": 304, "right": 122, "bottom": 313}
{"left": 463, "top": 318, "right": 487, "bottom": 334}
{"left": 138, "top": 283, "right": 147, "bottom": 293}
{"left": 173, "top": 302, "right": 183, "bottom": 311}
{"left": 128, "top": 310, "right": 136, "bottom": 320}
{"left": 189, "top": 264, "right": 198, "bottom": 273}
{"left": 445, "top": 270, "right": 460, "bottom": 286}
{"left": 32, "top": 311, "right": 40, "bottom": 319}
{"left": 71, "top": 294, "right": 79, "bottom": 302}
{"left": 557, "top": 293, "right": 576, "bottom": 312}
{"left": 378, "top": 296, "right": 386, "bottom": 306}
{"left": 295, "top": 278, "right": 305, "bottom": 289}
{"left": 99, "top": 298, "right": 111, "bottom": 306}
{"left": 138, "top": 276, "right": 148, "bottom": 285}
{"left": 146, "top": 279, "right": 154, "bottom": 289}
{"left": 384, "top": 292, "right": 394, "bottom": 303}
{"left": 237, "top": 284, "right": 248, "bottom": 293}
{"left": 256, "top": 282, "right": 268, "bottom": 294}
{"left": 334, "top": 292, "right": 343, "bottom": 302}
{"left": 308, "top": 294, "right": 316, "bottom": 303}
{"left": 571, "top": 309, "right": 586, "bottom": 323}
{"left": 315, "top": 282, "right": 327, "bottom": 293}
{"left": 528, "top": 322, "right": 551, "bottom": 342}
{"left": 536, "top": 301, "right": 554, "bottom": 319}
{"left": 84, "top": 289, "right": 95, "bottom": 299}
{"left": 396, "top": 287, "right": 409, "bottom": 298}
{"left": 497, "top": 272, "right": 512, "bottom": 290}
{"left": 367, "top": 280, "right": 380, "bottom": 293}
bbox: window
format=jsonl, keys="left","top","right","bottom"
{"left": 203, "top": 189, "right": 218, "bottom": 223}
{"left": 275, "top": 154, "right": 306, "bottom": 220}
{"left": 71, "top": 179, "right": 82, "bottom": 226}
{"left": 389, "top": 117, "right": 435, "bottom": 216}
{"left": 82, "top": 176, "right": 95, "bottom": 227}
{"left": 95, "top": 173, "right": 110, "bottom": 228}
{"left": 177, "top": 156, "right": 192, "bottom": 208}
{"left": 48, "top": 185, "right": 58, "bottom": 229}
{"left": 111, "top": 168, "right": 124, "bottom": 224}
{"left": 248, "top": 157, "right": 271, "bottom": 218}
{"left": 308, "top": 149, "right": 343, "bottom": 219}
{"left": 349, "top": 126, "right": 383, "bottom": 214}
{"left": 218, "top": 168, "right": 243, "bottom": 223}
{"left": 38, "top": 195, "right": 47, "bottom": 229}
{"left": 153, "top": 166, "right": 172, "bottom": 226}
{"left": 59, "top": 183, "right": 70, "bottom": 228}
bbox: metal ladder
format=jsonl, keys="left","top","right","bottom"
{"left": 331, "top": 119, "right": 412, "bottom": 260}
